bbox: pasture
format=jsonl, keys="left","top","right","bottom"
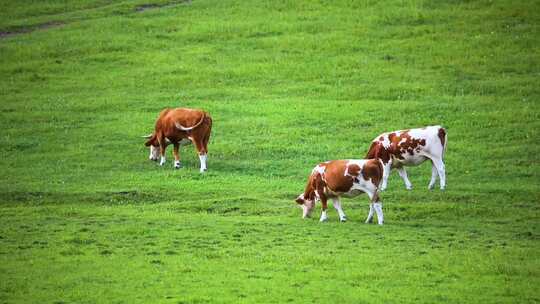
{"left": 1, "top": 0, "right": 539, "bottom": 303}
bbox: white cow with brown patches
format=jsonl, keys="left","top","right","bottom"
{"left": 295, "top": 159, "right": 385, "bottom": 225}
{"left": 365, "top": 125, "right": 447, "bottom": 191}
{"left": 143, "top": 107, "right": 212, "bottom": 172}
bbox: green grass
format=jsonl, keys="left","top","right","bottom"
{"left": 1, "top": 0, "right": 539, "bottom": 303}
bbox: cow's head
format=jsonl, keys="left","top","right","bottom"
{"left": 295, "top": 193, "right": 315, "bottom": 218}
{"left": 143, "top": 134, "right": 159, "bottom": 161}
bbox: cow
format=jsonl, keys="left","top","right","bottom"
{"left": 365, "top": 125, "right": 446, "bottom": 191}
{"left": 143, "top": 107, "right": 212, "bottom": 172}
{"left": 295, "top": 159, "right": 385, "bottom": 225}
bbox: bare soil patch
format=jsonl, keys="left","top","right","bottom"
{"left": 0, "top": 21, "right": 64, "bottom": 39}
{"left": 135, "top": 0, "right": 191, "bottom": 12}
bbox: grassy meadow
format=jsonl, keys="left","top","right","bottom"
{"left": 1, "top": 0, "right": 539, "bottom": 303}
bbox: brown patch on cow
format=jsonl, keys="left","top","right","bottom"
{"left": 396, "top": 132, "right": 426, "bottom": 156}
{"left": 361, "top": 159, "right": 383, "bottom": 187}
{"left": 366, "top": 142, "right": 391, "bottom": 164}
{"left": 438, "top": 127, "right": 446, "bottom": 148}
{"left": 319, "top": 160, "right": 354, "bottom": 194}
{"left": 346, "top": 163, "right": 361, "bottom": 177}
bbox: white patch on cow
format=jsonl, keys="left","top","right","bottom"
{"left": 174, "top": 160, "right": 181, "bottom": 169}
{"left": 380, "top": 135, "right": 391, "bottom": 149}
{"left": 199, "top": 154, "right": 207, "bottom": 172}
{"left": 300, "top": 198, "right": 315, "bottom": 218}
{"left": 313, "top": 165, "right": 325, "bottom": 175}
{"left": 407, "top": 128, "right": 425, "bottom": 139}
{"left": 160, "top": 156, "right": 166, "bottom": 166}
{"left": 373, "top": 202, "right": 384, "bottom": 225}
{"left": 301, "top": 203, "right": 310, "bottom": 218}
{"left": 149, "top": 145, "right": 159, "bottom": 161}
{"left": 319, "top": 210, "right": 328, "bottom": 222}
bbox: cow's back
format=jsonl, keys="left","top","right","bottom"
{"left": 322, "top": 160, "right": 354, "bottom": 193}
{"left": 164, "top": 108, "right": 205, "bottom": 128}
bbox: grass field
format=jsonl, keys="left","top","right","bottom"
{"left": 1, "top": 0, "right": 539, "bottom": 303}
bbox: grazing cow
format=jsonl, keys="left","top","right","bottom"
{"left": 295, "top": 159, "right": 385, "bottom": 225}
{"left": 365, "top": 125, "right": 446, "bottom": 191}
{"left": 143, "top": 107, "right": 212, "bottom": 172}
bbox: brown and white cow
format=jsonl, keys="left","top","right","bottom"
{"left": 295, "top": 159, "right": 385, "bottom": 225}
{"left": 365, "top": 125, "right": 446, "bottom": 191}
{"left": 143, "top": 107, "right": 212, "bottom": 172}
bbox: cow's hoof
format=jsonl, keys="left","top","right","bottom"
{"left": 340, "top": 217, "right": 347, "bottom": 223}
{"left": 319, "top": 218, "right": 328, "bottom": 223}
{"left": 406, "top": 186, "right": 412, "bottom": 191}
{"left": 174, "top": 165, "right": 182, "bottom": 169}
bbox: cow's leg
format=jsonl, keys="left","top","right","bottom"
{"left": 431, "top": 157, "right": 446, "bottom": 190}
{"left": 373, "top": 201, "right": 384, "bottom": 225}
{"left": 318, "top": 191, "right": 328, "bottom": 222}
{"left": 368, "top": 191, "right": 384, "bottom": 225}
{"left": 194, "top": 139, "right": 208, "bottom": 173}
{"left": 350, "top": 183, "right": 379, "bottom": 224}
{"left": 397, "top": 167, "right": 412, "bottom": 190}
{"left": 380, "top": 160, "right": 392, "bottom": 191}
{"left": 331, "top": 197, "right": 347, "bottom": 222}
{"left": 159, "top": 142, "right": 167, "bottom": 166}
{"left": 428, "top": 161, "right": 438, "bottom": 190}
{"left": 173, "top": 143, "right": 181, "bottom": 169}
{"left": 365, "top": 203, "right": 374, "bottom": 223}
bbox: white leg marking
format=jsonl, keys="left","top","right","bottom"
{"left": 174, "top": 160, "right": 181, "bottom": 169}
{"left": 365, "top": 203, "right": 374, "bottom": 223}
{"left": 431, "top": 157, "right": 446, "bottom": 190}
{"left": 159, "top": 156, "right": 166, "bottom": 166}
{"left": 397, "top": 167, "right": 412, "bottom": 190}
{"left": 319, "top": 210, "right": 328, "bottom": 222}
{"left": 373, "top": 202, "right": 384, "bottom": 225}
{"left": 332, "top": 198, "right": 347, "bottom": 222}
{"left": 428, "top": 162, "right": 438, "bottom": 190}
{"left": 199, "top": 154, "right": 207, "bottom": 173}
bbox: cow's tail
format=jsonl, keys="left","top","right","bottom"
{"left": 438, "top": 126, "right": 447, "bottom": 159}
{"left": 175, "top": 112, "right": 206, "bottom": 131}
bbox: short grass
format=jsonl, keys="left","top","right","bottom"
{"left": 1, "top": 0, "right": 539, "bottom": 303}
